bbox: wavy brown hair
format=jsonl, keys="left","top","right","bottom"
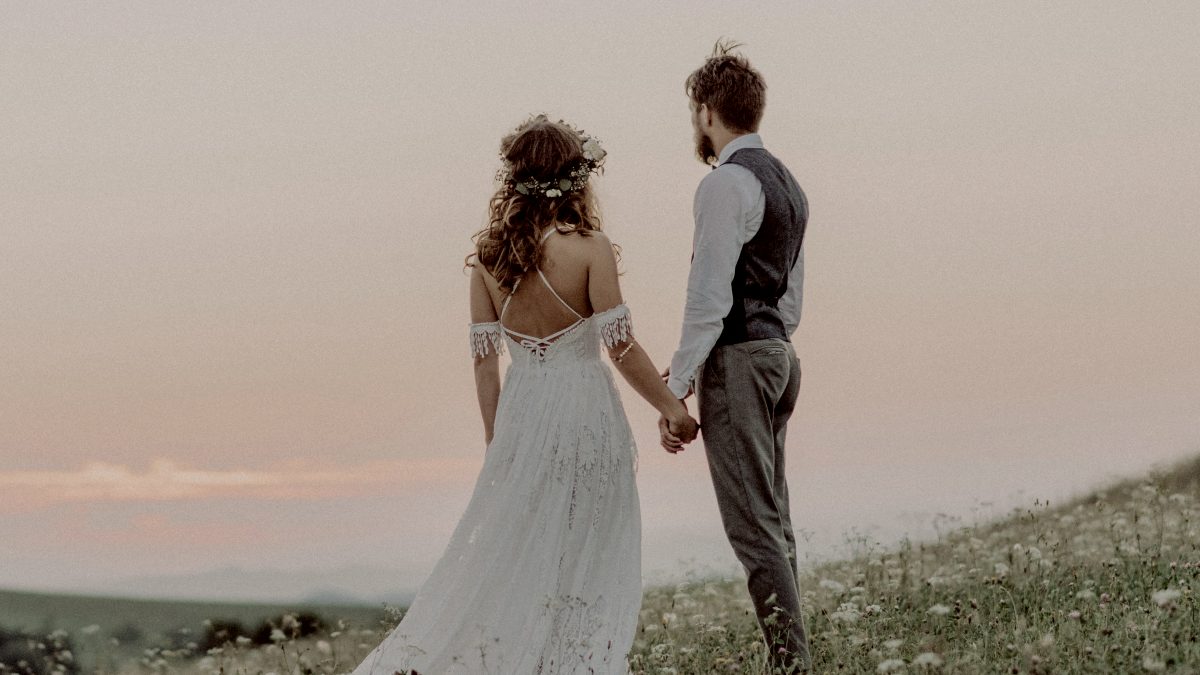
{"left": 465, "top": 115, "right": 607, "bottom": 294}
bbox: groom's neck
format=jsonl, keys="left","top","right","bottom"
{"left": 710, "top": 129, "right": 748, "bottom": 163}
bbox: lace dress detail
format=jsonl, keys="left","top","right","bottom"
{"left": 353, "top": 275, "right": 641, "bottom": 674}
{"left": 593, "top": 304, "right": 633, "bottom": 349}
{"left": 468, "top": 321, "right": 505, "bottom": 357}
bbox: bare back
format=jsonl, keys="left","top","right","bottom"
{"left": 481, "top": 228, "right": 598, "bottom": 341}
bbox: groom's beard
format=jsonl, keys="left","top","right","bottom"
{"left": 695, "top": 130, "right": 717, "bottom": 166}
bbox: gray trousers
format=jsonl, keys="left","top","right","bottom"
{"left": 697, "top": 338, "right": 810, "bottom": 671}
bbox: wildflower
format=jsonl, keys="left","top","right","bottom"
{"left": 883, "top": 639, "right": 904, "bottom": 650}
{"left": 877, "top": 658, "right": 905, "bottom": 673}
{"left": 1068, "top": 610, "right": 1082, "bottom": 620}
{"left": 235, "top": 636, "right": 252, "bottom": 647}
{"left": 1075, "top": 589, "right": 1096, "bottom": 600}
{"left": 914, "top": 652, "right": 944, "bottom": 667}
{"left": 994, "top": 562, "right": 1009, "bottom": 577}
{"left": 1143, "top": 656, "right": 1166, "bottom": 672}
{"left": 1152, "top": 589, "right": 1181, "bottom": 607}
{"left": 830, "top": 603, "right": 860, "bottom": 624}
{"left": 818, "top": 579, "right": 846, "bottom": 594}
{"left": 927, "top": 603, "right": 952, "bottom": 616}
{"left": 80, "top": 625, "right": 100, "bottom": 636}
{"left": 660, "top": 612, "right": 677, "bottom": 627}
{"left": 316, "top": 641, "right": 332, "bottom": 656}
{"left": 269, "top": 628, "right": 286, "bottom": 643}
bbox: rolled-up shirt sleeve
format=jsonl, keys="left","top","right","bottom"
{"left": 666, "top": 168, "right": 755, "bottom": 398}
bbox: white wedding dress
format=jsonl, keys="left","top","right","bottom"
{"left": 350, "top": 252, "right": 642, "bottom": 674}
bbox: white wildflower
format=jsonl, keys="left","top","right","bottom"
{"left": 819, "top": 579, "right": 846, "bottom": 594}
{"left": 877, "top": 658, "right": 906, "bottom": 673}
{"left": 1143, "top": 656, "right": 1166, "bottom": 672}
{"left": 316, "top": 640, "right": 332, "bottom": 656}
{"left": 927, "top": 603, "right": 952, "bottom": 616}
{"left": 914, "top": 652, "right": 944, "bottom": 667}
{"left": 883, "top": 638, "right": 904, "bottom": 650}
{"left": 80, "top": 625, "right": 100, "bottom": 636}
{"left": 1152, "top": 588, "right": 1181, "bottom": 607}
{"left": 830, "top": 603, "right": 860, "bottom": 624}
{"left": 269, "top": 628, "right": 286, "bottom": 643}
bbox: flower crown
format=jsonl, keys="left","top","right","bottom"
{"left": 497, "top": 120, "right": 607, "bottom": 199}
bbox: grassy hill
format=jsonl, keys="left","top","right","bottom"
{"left": 4, "top": 454, "right": 1197, "bottom": 674}
{"left": 626, "top": 453, "right": 1200, "bottom": 673}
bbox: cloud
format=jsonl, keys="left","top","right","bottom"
{"left": 0, "top": 457, "right": 479, "bottom": 509}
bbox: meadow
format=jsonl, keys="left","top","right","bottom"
{"left": 4, "top": 454, "right": 1197, "bottom": 674}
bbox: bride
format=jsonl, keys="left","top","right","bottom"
{"left": 349, "top": 115, "right": 699, "bottom": 674}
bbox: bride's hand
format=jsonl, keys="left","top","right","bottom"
{"left": 659, "top": 407, "right": 699, "bottom": 453}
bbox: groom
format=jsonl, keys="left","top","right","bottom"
{"left": 659, "top": 41, "right": 810, "bottom": 673}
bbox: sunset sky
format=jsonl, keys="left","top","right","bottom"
{"left": 2, "top": 1, "right": 1198, "bottom": 602}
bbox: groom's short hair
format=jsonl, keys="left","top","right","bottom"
{"left": 685, "top": 40, "right": 766, "bottom": 134}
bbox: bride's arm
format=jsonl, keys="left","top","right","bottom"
{"left": 469, "top": 264, "right": 502, "bottom": 445}
{"left": 586, "top": 234, "right": 698, "bottom": 443}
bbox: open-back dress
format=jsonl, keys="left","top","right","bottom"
{"left": 350, "top": 231, "right": 642, "bottom": 674}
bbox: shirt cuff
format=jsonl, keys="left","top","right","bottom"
{"left": 667, "top": 375, "right": 692, "bottom": 399}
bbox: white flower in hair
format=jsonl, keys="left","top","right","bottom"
{"left": 545, "top": 188, "right": 562, "bottom": 197}
{"left": 582, "top": 137, "right": 606, "bottom": 161}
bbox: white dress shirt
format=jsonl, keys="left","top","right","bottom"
{"left": 667, "top": 133, "right": 805, "bottom": 399}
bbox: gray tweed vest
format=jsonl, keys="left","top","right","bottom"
{"left": 715, "top": 147, "right": 808, "bottom": 347}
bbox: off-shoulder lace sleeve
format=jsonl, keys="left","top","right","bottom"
{"left": 469, "top": 321, "right": 505, "bottom": 357}
{"left": 593, "top": 303, "right": 634, "bottom": 349}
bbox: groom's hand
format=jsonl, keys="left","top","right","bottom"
{"left": 671, "top": 413, "right": 700, "bottom": 445}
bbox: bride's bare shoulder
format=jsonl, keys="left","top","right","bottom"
{"left": 551, "top": 228, "right": 613, "bottom": 255}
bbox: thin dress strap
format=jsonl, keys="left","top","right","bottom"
{"left": 537, "top": 269, "right": 585, "bottom": 320}
{"left": 499, "top": 277, "right": 521, "bottom": 322}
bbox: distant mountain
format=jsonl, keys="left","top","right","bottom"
{"left": 62, "top": 564, "right": 418, "bottom": 606}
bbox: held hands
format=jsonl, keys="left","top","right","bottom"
{"left": 658, "top": 367, "right": 698, "bottom": 453}
{"left": 658, "top": 405, "right": 699, "bottom": 454}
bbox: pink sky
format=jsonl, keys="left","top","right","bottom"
{"left": 2, "top": 1, "right": 1198, "bottom": 601}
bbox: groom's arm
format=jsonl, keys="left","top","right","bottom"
{"left": 666, "top": 167, "right": 759, "bottom": 399}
